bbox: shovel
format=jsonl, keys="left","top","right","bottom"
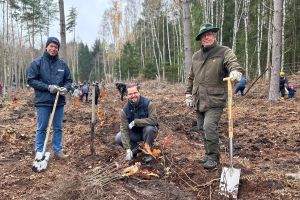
{"left": 32, "top": 91, "right": 60, "bottom": 172}
{"left": 219, "top": 78, "right": 241, "bottom": 199}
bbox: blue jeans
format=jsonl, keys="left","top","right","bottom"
{"left": 234, "top": 85, "right": 245, "bottom": 96}
{"left": 35, "top": 106, "right": 64, "bottom": 154}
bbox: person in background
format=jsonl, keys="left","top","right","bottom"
{"left": 287, "top": 83, "right": 296, "bottom": 99}
{"left": 279, "top": 71, "right": 288, "bottom": 99}
{"left": 81, "top": 82, "right": 89, "bottom": 103}
{"left": 0, "top": 82, "right": 3, "bottom": 95}
{"left": 185, "top": 23, "right": 244, "bottom": 169}
{"left": 72, "top": 85, "right": 80, "bottom": 107}
{"left": 115, "top": 82, "right": 128, "bottom": 108}
{"left": 234, "top": 76, "right": 247, "bottom": 96}
{"left": 12, "top": 81, "right": 17, "bottom": 89}
{"left": 27, "top": 36, "right": 72, "bottom": 161}
{"left": 115, "top": 84, "right": 158, "bottom": 162}
{"left": 95, "top": 81, "right": 100, "bottom": 105}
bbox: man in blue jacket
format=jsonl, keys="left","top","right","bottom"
{"left": 27, "top": 37, "right": 72, "bottom": 161}
{"left": 234, "top": 76, "right": 247, "bottom": 96}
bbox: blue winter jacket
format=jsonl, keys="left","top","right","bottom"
{"left": 27, "top": 51, "right": 72, "bottom": 107}
{"left": 237, "top": 77, "right": 247, "bottom": 88}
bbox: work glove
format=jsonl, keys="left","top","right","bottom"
{"left": 125, "top": 149, "right": 133, "bottom": 161}
{"left": 128, "top": 121, "right": 135, "bottom": 129}
{"left": 48, "top": 85, "right": 60, "bottom": 94}
{"left": 185, "top": 94, "right": 193, "bottom": 107}
{"left": 59, "top": 87, "right": 68, "bottom": 96}
{"left": 229, "top": 70, "right": 242, "bottom": 82}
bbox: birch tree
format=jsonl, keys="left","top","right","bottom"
{"left": 182, "top": 0, "right": 192, "bottom": 80}
{"left": 243, "top": 0, "right": 250, "bottom": 78}
{"left": 256, "top": 1, "right": 266, "bottom": 76}
{"left": 265, "top": 0, "right": 273, "bottom": 81}
{"left": 281, "top": 0, "right": 286, "bottom": 71}
{"left": 232, "top": 0, "right": 243, "bottom": 52}
{"left": 269, "top": 0, "right": 283, "bottom": 101}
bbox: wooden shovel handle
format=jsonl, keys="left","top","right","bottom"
{"left": 42, "top": 91, "right": 60, "bottom": 154}
{"left": 223, "top": 78, "right": 233, "bottom": 139}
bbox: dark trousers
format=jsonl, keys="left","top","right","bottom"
{"left": 95, "top": 95, "right": 99, "bottom": 105}
{"left": 280, "top": 87, "right": 285, "bottom": 97}
{"left": 115, "top": 126, "right": 158, "bottom": 153}
{"left": 83, "top": 93, "right": 88, "bottom": 102}
{"left": 234, "top": 85, "right": 245, "bottom": 96}
{"left": 196, "top": 108, "right": 223, "bottom": 162}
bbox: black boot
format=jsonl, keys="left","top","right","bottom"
{"left": 202, "top": 159, "right": 218, "bottom": 169}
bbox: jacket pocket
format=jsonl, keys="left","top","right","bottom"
{"left": 207, "top": 87, "right": 226, "bottom": 107}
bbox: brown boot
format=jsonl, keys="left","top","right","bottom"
{"left": 54, "top": 152, "right": 69, "bottom": 160}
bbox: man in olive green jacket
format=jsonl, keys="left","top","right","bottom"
{"left": 115, "top": 84, "right": 158, "bottom": 161}
{"left": 185, "top": 23, "right": 244, "bottom": 169}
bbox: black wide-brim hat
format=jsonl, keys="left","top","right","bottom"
{"left": 195, "top": 23, "right": 219, "bottom": 41}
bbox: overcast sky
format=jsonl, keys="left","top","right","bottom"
{"left": 50, "top": 0, "right": 111, "bottom": 47}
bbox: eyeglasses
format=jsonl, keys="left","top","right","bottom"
{"left": 127, "top": 92, "right": 139, "bottom": 97}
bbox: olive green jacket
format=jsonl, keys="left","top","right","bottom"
{"left": 186, "top": 44, "right": 244, "bottom": 112}
{"left": 120, "top": 101, "right": 158, "bottom": 149}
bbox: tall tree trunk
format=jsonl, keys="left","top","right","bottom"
{"left": 244, "top": 0, "right": 250, "bottom": 78}
{"left": 232, "top": 0, "right": 238, "bottom": 52}
{"left": 150, "top": 19, "right": 160, "bottom": 81}
{"left": 59, "top": 0, "right": 68, "bottom": 62}
{"left": 178, "top": 20, "right": 184, "bottom": 83}
{"left": 281, "top": 0, "right": 286, "bottom": 71}
{"left": 182, "top": 0, "right": 193, "bottom": 81}
{"left": 266, "top": 0, "right": 273, "bottom": 81}
{"left": 140, "top": 24, "right": 145, "bottom": 70}
{"left": 162, "top": 16, "right": 165, "bottom": 68}
{"left": 256, "top": 2, "right": 263, "bottom": 76}
{"left": 269, "top": 0, "right": 283, "bottom": 101}
{"left": 151, "top": 20, "right": 163, "bottom": 80}
{"left": 166, "top": 15, "right": 172, "bottom": 66}
{"left": 220, "top": 0, "right": 224, "bottom": 45}
{"left": 202, "top": 0, "right": 208, "bottom": 22}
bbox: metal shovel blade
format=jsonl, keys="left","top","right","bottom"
{"left": 32, "top": 152, "right": 51, "bottom": 172}
{"left": 219, "top": 167, "right": 241, "bottom": 199}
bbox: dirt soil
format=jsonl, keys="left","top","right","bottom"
{"left": 1, "top": 73, "right": 300, "bottom": 200}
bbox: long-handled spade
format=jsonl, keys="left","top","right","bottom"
{"left": 219, "top": 78, "right": 241, "bottom": 199}
{"left": 32, "top": 91, "right": 60, "bottom": 172}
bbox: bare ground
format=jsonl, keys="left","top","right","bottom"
{"left": 1, "top": 74, "right": 300, "bottom": 200}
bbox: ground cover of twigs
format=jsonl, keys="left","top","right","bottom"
{"left": 1, "top": 73, "right": 300, "bottom": 199}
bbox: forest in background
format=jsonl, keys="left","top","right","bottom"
{"left": 0, "top": 0, "right": 299, "bottom": 87}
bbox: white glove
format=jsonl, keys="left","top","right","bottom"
{"left": 35, "top": 152, "right": 43, "bottom": 160}
{"left": 229, "top": 70, "right": 242, "bottom": 82}
{"left": 59, "top": 87, "right": 68, "bottom": 96}
{"left": 128, "top": 121, "right": 135, "bottom": 129}
{"left": 48, "top": 85, "right": 60, "bottom": 94}
{"left": 185, "top": 94, "right": 193, "bottom": 107}
{"left": 125, "top": 149, "right": 133, "bottom": 161}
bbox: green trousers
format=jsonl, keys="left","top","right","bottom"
{"left": 196, "top": 108, "right": 223, "bottom": 162}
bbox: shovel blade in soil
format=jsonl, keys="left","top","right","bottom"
{"left": 32, "top": 152, "right": 50, "bottom": 172}
{"left": 219, "top": 167, "right": 241, "bottom": 199}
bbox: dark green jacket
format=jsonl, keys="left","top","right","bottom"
{"left": 186, "top": 43, "right": 243, "bottom": 112}
{"left": 120, "top": 97, "right": 158, "bottom": 149}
